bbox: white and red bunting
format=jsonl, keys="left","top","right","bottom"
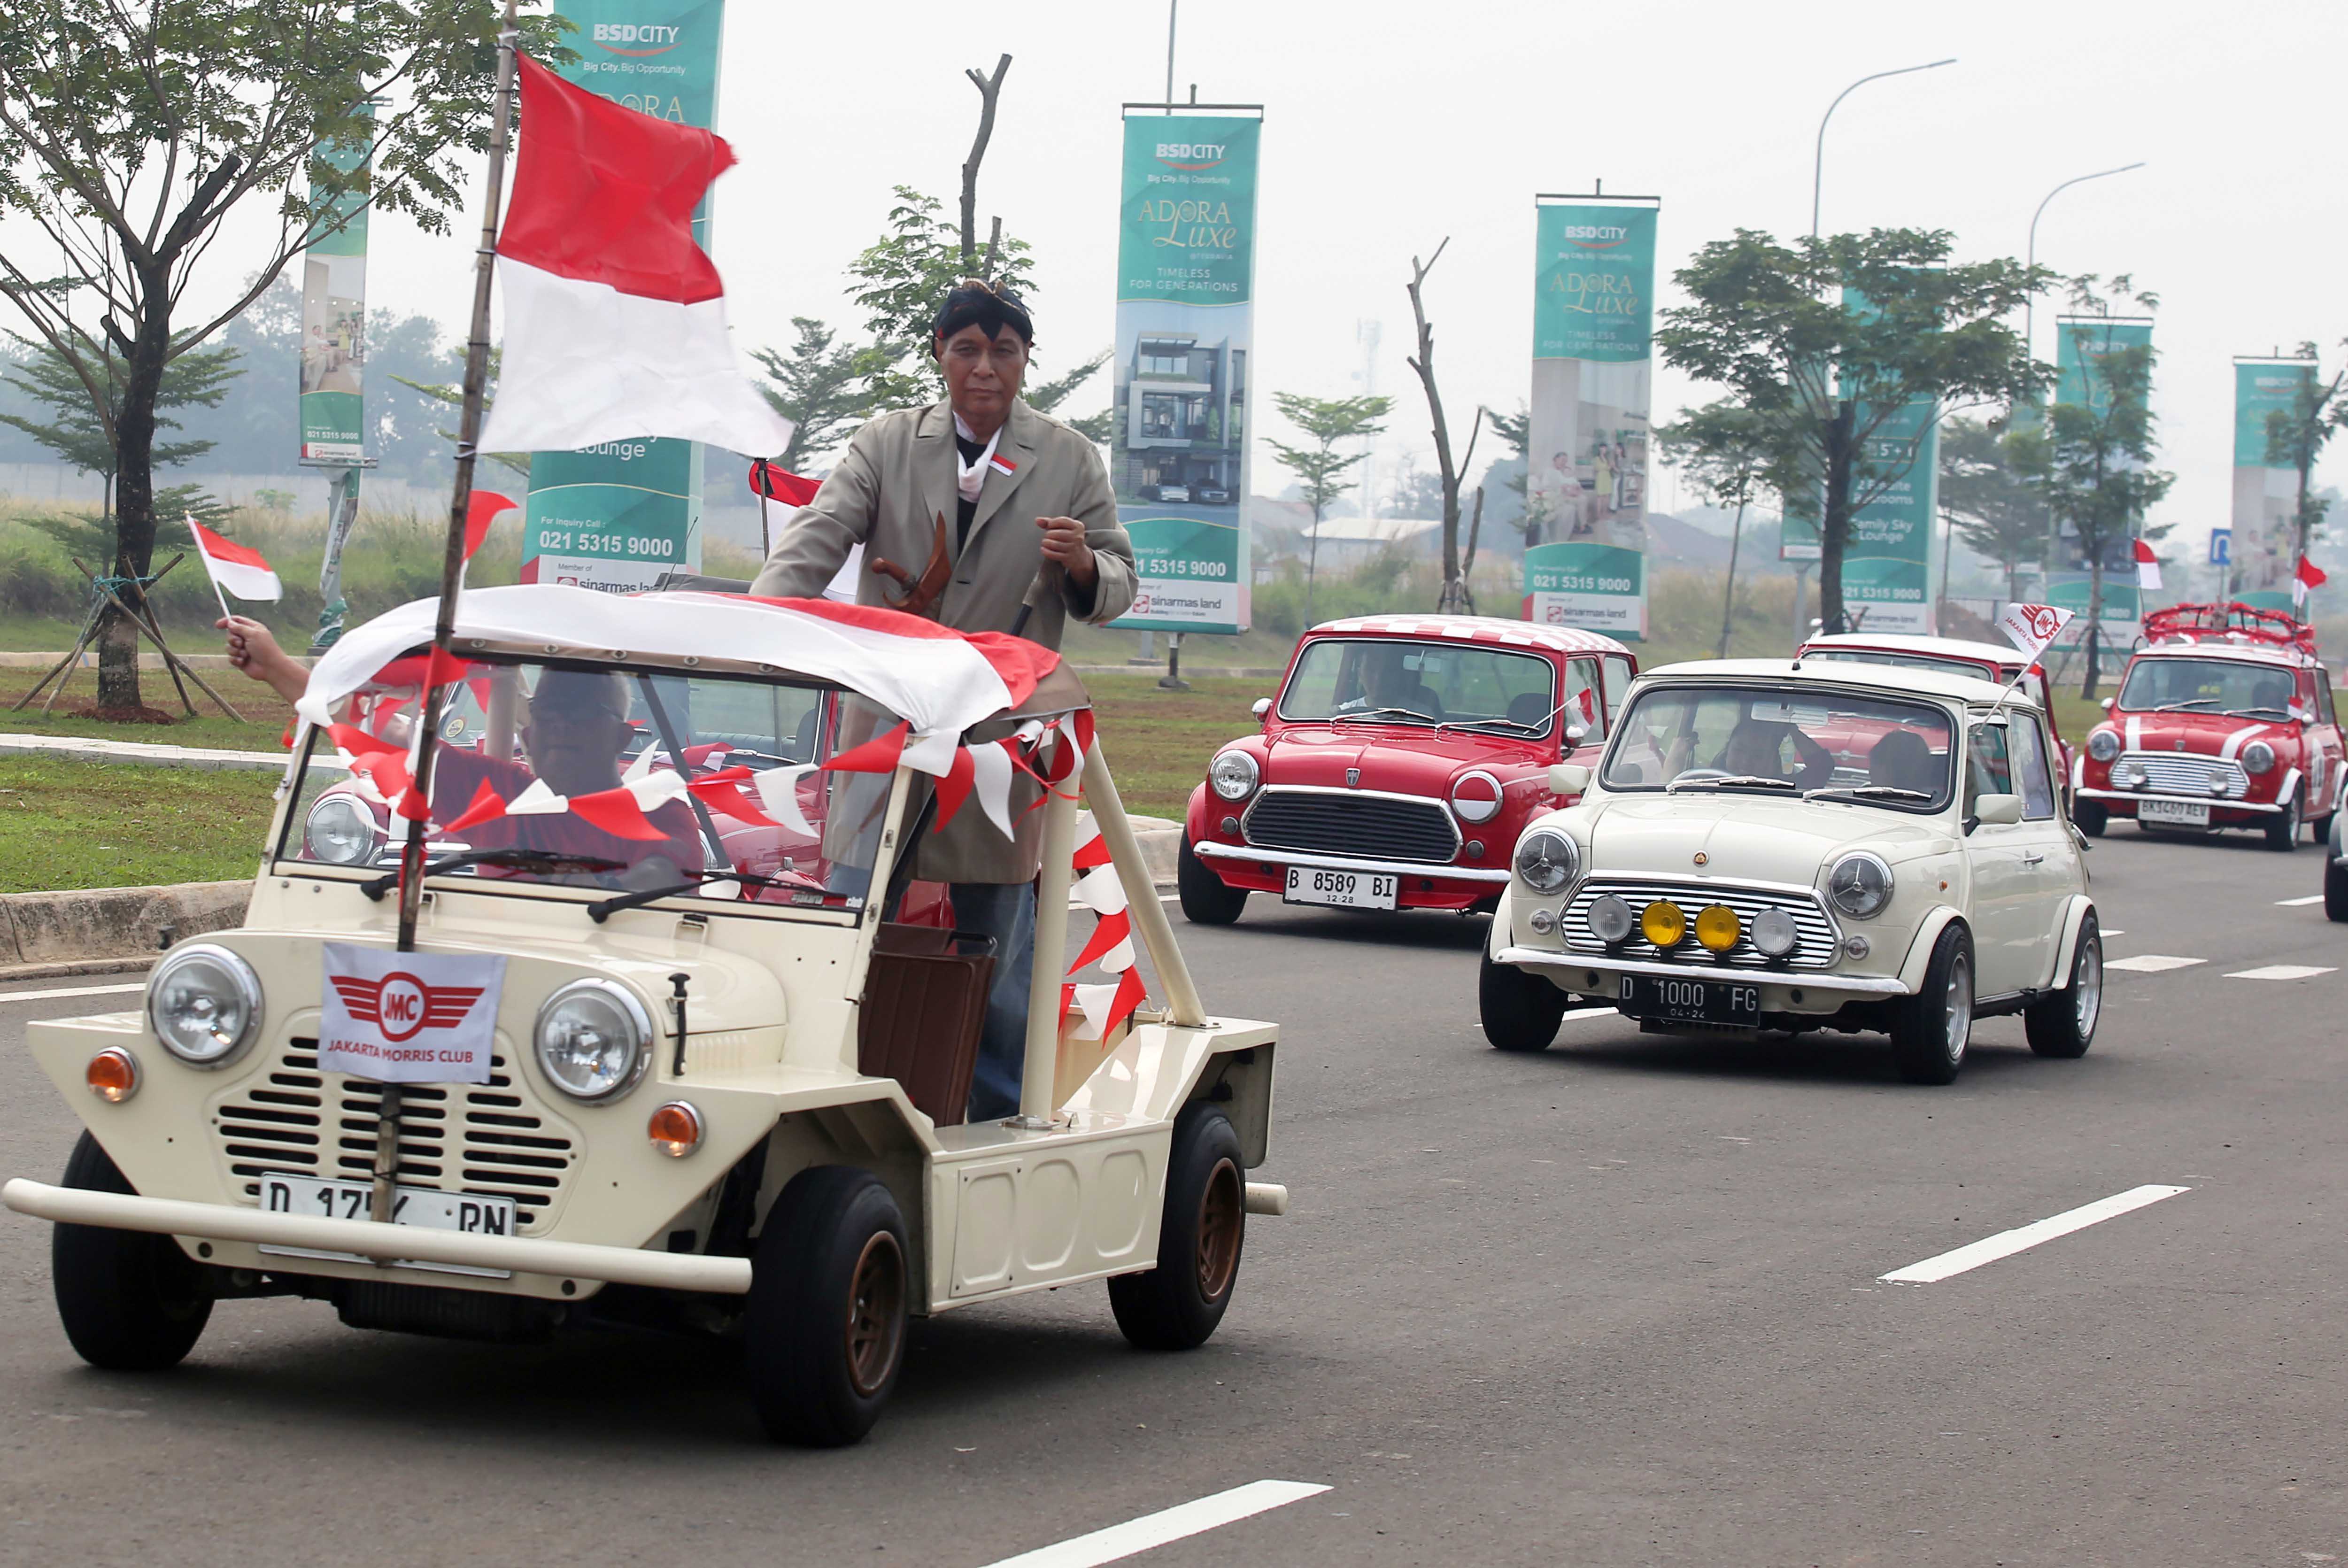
{"left": 1059, "top": 823, "right": 1145, "bottom": 1042}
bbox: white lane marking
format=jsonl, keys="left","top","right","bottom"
{"left": 2276, "top": 894, "right": 2327, "bottom": 907}
{"left": 1881, "top": 1184, "right": 2190, "bottom": 1284}
{"left": 0, "top": 982, "right": 145, "bottom": 1004}
{"left": 1561, "top": 1007, "right": 1620, "bottom": 1025}
{"left": 976, "top": 1480, "right": 1331, "bottom": 1568}
{"left": 2101, "top": 929, "right": 2124, "bottom": 936}
{"left": 2104, "top": 954, "right": 2205, "bottom": 973}
{"left": 2226, "top": 964, "right": 2337, "bottom": 981}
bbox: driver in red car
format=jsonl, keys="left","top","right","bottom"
{"left": 219, "top": 617, "right": 701, "bottom": 885}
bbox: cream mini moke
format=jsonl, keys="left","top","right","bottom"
{"left": 3, "top": 586, "right": 1283, "bottom": 1446}
{"left": 1479, "top": 658, "right": 2102, "bottom": 1084}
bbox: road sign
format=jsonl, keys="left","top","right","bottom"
{"left": 2209, "top": 529, "right": 2232, "bottom": 567}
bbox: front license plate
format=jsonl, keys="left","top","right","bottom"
{"left": 1284, "top": 866, "right": 1398, "bottom": 909}
{"left": 2139, "top": 799, "right": 2212, "bottom": 828}
{"left": 256, "top": 1174, "right": 517, "bottom": 1277}
{"left": 1619, "top": 974, "right": 1762, "bottom": 1026}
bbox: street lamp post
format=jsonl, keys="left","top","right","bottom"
{"left": 1810, "top": 58, "right": 1956, "bottom": 238}
{"left": 2024, "top": 162, "right": 2146, "bottom": 363}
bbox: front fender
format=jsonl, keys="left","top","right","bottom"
{"left": 2039, "top": 894, "right": 2096, "bottom": 992}
{"left": 1487, "top": 883, "right": 1517, "bottom": 959}
{"left": 1183, "top": 782, "right": 1212, "bottom": 842}
{"left": 1895, "top": 905, "right": 1969, "bottom": 993}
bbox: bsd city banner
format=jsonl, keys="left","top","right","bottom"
{"left": 1106, "top": 110, "right": 1263, "bottom": 637}
{"left": 1524, "top": 198, "right": 1659, "bottom": 636}
{"left": 2230, "top": 357, "right": 2313, "bottom": 612}
{"left": 523, "top": 0, "right": 727, "bottom": 592}
{"left": 2046, "top": 314, "right": 2155, "bottom": 643}
{"left": 298, "top": 121, "right": 371, "bottom": 466}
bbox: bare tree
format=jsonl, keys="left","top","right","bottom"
{"left": 959, "top": 54, "right": 1012, "bottom": 275}
{"left": 1405, "top": 240, "right": 1482, "bottom": 613}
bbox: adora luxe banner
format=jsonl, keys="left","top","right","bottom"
{"left": 1523, "top": 197, "right": 1659, "bottom": 638}
{"left": 1106, "top": 109, "right": 1263, "bottom": 637}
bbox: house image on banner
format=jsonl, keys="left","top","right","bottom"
{"left": 1114, "top": 329, "right": 1247, "bottom": 505}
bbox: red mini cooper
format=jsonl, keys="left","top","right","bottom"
{"left": 1178, "top": 615, "right": 1636, "bottom": 923}
{"left": 2074, "top": 602, "right": 2344, "bottom": 850}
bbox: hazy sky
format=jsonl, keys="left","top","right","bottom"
{"left": 242, "top": 1, "right": 2348, "bottom": 551}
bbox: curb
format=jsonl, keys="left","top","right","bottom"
{"left": 0, "top": 731, "right": 317, "bottom": 774}
{"left": 1, "top": 880, "right": 250, "bottom": 973}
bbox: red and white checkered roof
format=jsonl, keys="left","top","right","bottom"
{"left": 1309, "top": 614, "right": 1630, "bottom": 655}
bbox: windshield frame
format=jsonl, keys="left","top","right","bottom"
{"left": 1594, "top": 679, "right": 1963, "bottom": 815}
{"left": 2116, "top": 653, "right": 2305, "bottom": 719}
{"left": 1274, "top": 634, "right": 1562, "bottom": 736}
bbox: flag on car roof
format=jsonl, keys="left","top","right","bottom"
{"left": 1995, "top": 602, "right": 2076, "bottom": 663}
{"left": 2294, "top": 553, "right": 2327, "bottom": 607}
{"left": 2132, "top": 537, "right": 2162, "bottom": 592}
{"left": 188, "top": 517, "right": 281, "bottom": 602}
{"left": 473, "top": 54, "right": 792, "bottom": 461}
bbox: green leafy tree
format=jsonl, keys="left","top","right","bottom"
{"left": 1482, "top": 401, "right": 1531, "bottom": 541}
{"left": 1656, "top": 228, "right": 2047, "bottom": 634}
{"left": 1938, "top": 415, "right": 2046, "bottom": 604}
{"left": 0, "top": 331, "right": 239, "bottom": 522}
{"left": 1267, "top": 391, "right": 1393, "bottom": 626}
{"left": 2016, "top": 278, "right": 2176, "bottom": 696}
{"left": 0, "top": 0, "right": 562, "bottom": 713}
{"left": 752, "top": 317, "right": 876, "bottom": 472}
{"left": 1657, "top": 401, "right": 1800, "bottom": 657}
{"left": 2263, "top": 340, "right": 2347, "bottom": 571}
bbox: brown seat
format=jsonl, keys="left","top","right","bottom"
{"left": 857, "top": 924, "right": 996, "bottom": 1126}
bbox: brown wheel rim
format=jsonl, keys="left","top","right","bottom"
{"left": 843, "top": 1230, "right": 906, "bottom": 1398}
{"left": 1195, "top": 1156, "right": 1243, "bottom": 1302}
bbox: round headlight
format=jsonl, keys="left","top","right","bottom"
{"left": 2086, "top": 729, "right": 2120, "bottom": 763}
{"left": 1751, "top": 907, "right": 1800, "bottom": 958}
{"left": 1450, "top": 770, "right": 1504, "bottom": 825}
{"left": 1514, "top": 830, "right": 1578, "bottom": 895}
{"left": 2242, "top": 740, "right": 2276, "bottom": 775}
{"left": 147, "top": 943, "right": 263, "bottom": 1067}
{"left": 1588, "top": 894, "right": 1636, "bottom": 944}
{"left": 1208, "top": 749, "right": 1260, "bottom": 802}
{"left": 2119, "top": 761, "right": 2148, "bottom": 790}
{"left": 305, "top": 794, "right": 383, "bottom": 866}
{"left": 533, "top": 979, "right": 653, "bottom": 1102}
{"left": 1826, "top": 852, "right": 1895, "bottom": 920}
{"left": 1641, "top": 900, "right": 1687, "bottom": 948}
{"left": 1694, "top": 904, "right": 1741, "bottom": 953}
{"left": 2207, "top": 770, "right": 2230, "bottom": 797}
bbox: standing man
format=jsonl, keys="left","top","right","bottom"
{"left": 752, "top": 279, "right": 1137, "bottom": 1122}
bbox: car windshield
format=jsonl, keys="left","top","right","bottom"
{"left": 1804, "top": 648, "right": 2003, "bottom": 682}
{"left": 276, "top": 655, "right": 898, "bottom": 916}
{"left": 2118, "top": 656, "right": 2299, "bottom": 717}
{"left": 1601, "top": 684, "right": 1957, "bottom": 810}
{"left": 1278, "top": 637, "right": 1560, "bottom": 734}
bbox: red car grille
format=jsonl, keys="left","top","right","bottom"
{"left": 1242, "top": 788, "right": 1460, "bottom": 863}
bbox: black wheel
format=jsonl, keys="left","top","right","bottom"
{"left": 2072, "top": 798, "right": 2108, "bottom": 837}
{"left": 1109, "top": 1104, "right": 1244, "bottom": 1351}
{"left": 1890, "top": 924, "right": 1974, "bottom": 1086}
{"left": 1177, "top": 837, "right": 1248, "bottom": 926}
{"left": 52, "top": 1131, "right": 213, "bottom": 1371}
{"left": 1479, "top": 949, "right": 1567, "bottom": 1052}
{"left": 2267, "top": 789, "right": 2304, "bottom": 851}
{"left": 2325, "top": 859, "right": 2348, "bottom": 923}
{"left": 2025, "top": 911, "right": 2102, "bottom": 1059}
{"left": 744, "top": 1166, "right": 910, "bottom": 1447}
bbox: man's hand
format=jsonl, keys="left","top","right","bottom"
{"left": 217, "top": 616, "right": 310, "bottom": 704}
{"left": 1036, "top": 515, "right": 1097, "bottom": 587}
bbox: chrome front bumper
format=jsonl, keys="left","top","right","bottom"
{"left": 1192, "top": 840, "right": 1512, "bottom": 884}
{"left": 1, "top": 1178, "right": 753, "bottom": 1294}
{"left": 1496, "top": 945, "right": 1911, "bottom": 997}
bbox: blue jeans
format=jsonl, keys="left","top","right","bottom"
{"left": 951, "top": 881, "right": 1037, "bottom": 1123}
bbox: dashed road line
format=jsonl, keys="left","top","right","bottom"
{"left": 1880, "top": 1184, "right": 2191, "bottom": 1284}
{"left": 2104, "top": 954, "right": 2205, "bottom": 973}
{"left": 976, "top": 1480, "right": 1331, "bottom": 1568}
{"left": 0, "top": 982, "right": 146, "bottom": 1005}
{"left": 2226, "top": 964, "right": 2336, "bottom": 981}
{"left": 2275, "top": 894, "right": 2327, "bottom": 907}
{"left": 1561, "top": 1007, "right": 1620, "bottom": 1025}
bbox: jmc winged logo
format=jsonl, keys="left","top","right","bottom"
{"left": 319, "top": 943, "right": 507, "bottom": 1085}
{"left": 326, "top": 972, "right": 488, "bottom": 1044}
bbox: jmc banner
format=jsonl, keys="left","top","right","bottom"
{"left": 299, "top": 122, "right": 371, "bottom": 465}
{"left": 524, "top": 0, "right": 727, "bottom": 592}
{"left": 1523, "top": 198, "right": 1659, "bottom": 637}
{"left": 2230, "top": 357, "right": 2313, "bottom": 612}
{"left": 1106, "top": 111, "right": 1262, "bottom": 636}
{"left": 2046, "top": 315, "right": 2154, "bottom": 643}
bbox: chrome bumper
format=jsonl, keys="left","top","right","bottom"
{"left": 2075, "top": 787, "right": 2283, "bottom": 815}
{"left": 1496, "top": 945, "right": 1910, "bottom": 997}
{"left": 1192, "top": 841, "right": 1511, "bottom": 884}
{"left": 1, "top": 1178, "right": 753, "bottom": 1294}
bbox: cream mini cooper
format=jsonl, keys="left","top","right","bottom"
{"left": 1478, "top": 659, "right": 2103, "bottom": 1084}
{"left": 3, "top": 586, "right": 1284, "bottom": 1446}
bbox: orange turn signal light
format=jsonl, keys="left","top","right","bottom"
{"left": 86, "top": 1047, "right": 140, "bottom": 1104}
{"left": 647, "top": 1100, "right": 704, "bottom": 1158}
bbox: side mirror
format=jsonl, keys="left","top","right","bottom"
{"left": 1563, "top": 720, "right": 1589, "bottom": 746}
{"left": 1974, "top": 793, "right": 2025, "bottom": 827}
{"left": 1251, "top": 697, "right": 1272, "bottom": 720}
{"left": 1548, "top": 763, "right": 1591, "bottom": 797}
{"left": 2100, "top": 697, "right": 2115, "bottom": 713}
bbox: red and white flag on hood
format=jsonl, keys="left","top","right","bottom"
{"left": 2295, "top": 554, "right": 2328, "bottom": 607}
{"left": 188, "top": 517, "right": 281, "bottom": 602}
{"left": 474, "top": 54, "right": 792, "bottom": 461}
{"left": 2133, "top": 538, "right": 2163, "bottom": 592}
{"left": 1996, "top": 602, "right": 2076, "bottom": 663}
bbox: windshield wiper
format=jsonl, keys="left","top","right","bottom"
{"left": 2223, "top": 706, "right": 2293, "bottom": 720}
{"left": 362, "top": 847, "right": 626, "bottom": 901}
{"left": 587, "top": 868, "right": 799, "bottom": 923}
{"left": 2155, "top": 698, "right": 2219, "bottom": 711}
{"left": 1807, "top": 784, "right": 1935, "bottom": 804}
{"left": 1437, "top": 716, "right": 1545, "bottom": 736}
{"left": 1668, "top": 773, "right": 1799, "bottom": 793}
{"left": 1331, "top": 706, "right": 1440, "bottom": 726}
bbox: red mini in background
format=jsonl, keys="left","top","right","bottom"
{"left": 2073, "top": 602, "right": 2345, "bottom": 850}
{"left": 1794, "top": 631, "right": 2078, "bottom": 810}
{"left": 1178, "top": 615, "right": 1636, "bottom": 924}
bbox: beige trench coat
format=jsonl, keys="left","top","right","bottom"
{"left": 750, "top": 396, "right": 1136, "bottom": 883}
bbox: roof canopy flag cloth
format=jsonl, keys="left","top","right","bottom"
{"left": 473, "top": 53, "right": 791, "bottom": 460}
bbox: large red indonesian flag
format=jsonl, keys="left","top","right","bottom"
{"left": 473, "top": 54, "right": 791, "bottom": 460}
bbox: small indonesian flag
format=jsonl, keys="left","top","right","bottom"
{"left": 188, "top": 517, "right": 281, "bottom": 602}
{"left": 2295, "top": 554, "right": 2328, "bottom": 607}
{"left": 748, "top": 461, "right": 820, "bottom": 508}
{"left": 1996, "top": 602, "right": 2077, "bottom": 663}
{"left": 466, "top": 490, "right": 518, "bottom": 561}
{"left": 2133, "top": 538, "right": 2163, "bottom": 592}
{"left": 988, "top": 453, "right": 1017, "bottom": 476}
{"left": 474, "top": 54, "right": 791, "bottom": 461}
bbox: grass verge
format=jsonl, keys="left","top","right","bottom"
{"left": 0, "top": 758, "right": 275, "bottom": 894}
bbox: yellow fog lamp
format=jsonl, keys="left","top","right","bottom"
{"left": 1694, "top": 904, "right": 1741, "bottom": 953}
{"left": 1641, "top": 900, "right": 1687, "bottom": 949}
